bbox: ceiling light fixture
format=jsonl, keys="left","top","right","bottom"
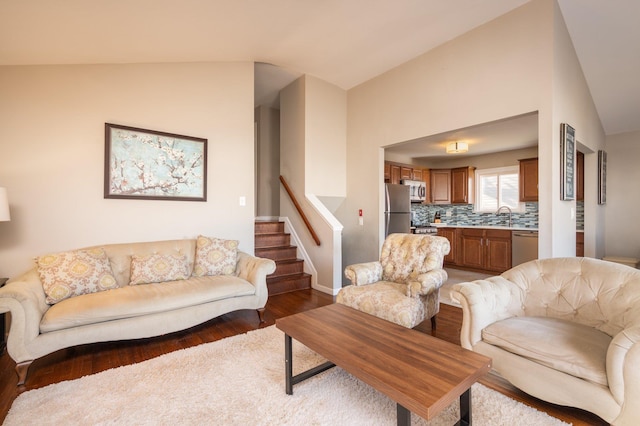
{"left": 446, "top": 141, "right": 468, "bottom": 154}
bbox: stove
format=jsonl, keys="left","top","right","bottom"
{"left": 413, "top": 226, "right": 438, "bottom": 235}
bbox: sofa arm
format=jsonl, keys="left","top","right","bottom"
{"left": 450, "top": 276, "right": 525, "bottom": 349}
{"left": 406, "top": 269, "right": 448, "bottom": 298}
{"left": 607, "top": 325, "right": 640, "bottom": 414}
{"left": 344, "top": 262, "right": 383, "bottom": 286}
{"left": 0, "top": 269, "right": 50, "bottom": 363}
{"left": 236, "top": 252, "right": 276, "bottom": 299}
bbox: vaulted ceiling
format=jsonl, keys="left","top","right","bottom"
{"left": 1, "top": 0, "right": 637, "bottom": 136}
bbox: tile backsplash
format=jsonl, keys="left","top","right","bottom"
{"left": 576, "top": 201, "right": 584, "bottom": 230}
{"left": 412, "top": 201, "right": 585, "bottom": 230}
{"left": 412, "top": 203, "right": 539, "bottom": 228}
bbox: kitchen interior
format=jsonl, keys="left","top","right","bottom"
{"left": 384, "top": 112, "right": 585, "bottom": 275}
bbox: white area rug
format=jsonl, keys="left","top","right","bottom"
{"left": 5, "top": 326, "right": 568, "bottom": 426}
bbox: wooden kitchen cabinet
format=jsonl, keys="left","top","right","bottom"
{"left": 430, "top": 167, "right": 474, "bottom": 204}
{"left": 577, "top": 151, "right": 584, "bottom": 201}
{"left": 389, "top": 164, "right": 401, "bottom": 184}
{"left": 459, "top": 228, "right": 512, "bottom": 273}
{"left": 430, "top": 169, "right": 451, "bottom": 204}
{"left": 437, "top": 227, "right": 458, "bottom": 265}
{"left": 384, "top": 161, "right": 426, "bottom": 185}
{"left": 519, "top": 158, "right": 538, "bottom": 202}
{"left": 459, "top": 228, "right": 484, "bottom": 269}
{"left": 401, "top": 166, "right": 413, "bottom": 181}
{"left": 484, "top": 229, "right": 512, "bottom": 272}
{"left": 412, "top": 168, "right": 423, "bottom": 181}
{"left": 576, "top": 232, "right": 584, "bottom": 256}
{"left": 451, "top": 166, "right": 475, "bottom": 204}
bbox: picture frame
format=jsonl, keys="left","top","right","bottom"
{"left": 598, "top": 150, "right": 607, "bottom": 205}
{"left": 104, "top": 123, "right": 207, "bottom": 201}
{"left": 560, "top": 123, "right": 576, "bottom": 201}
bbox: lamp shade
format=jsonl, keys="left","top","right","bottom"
{"left": 0, "top": 187, "right": 10, "bottom": 222}
{"left": 446, "top": 142, "right": 469, "bottom": 154}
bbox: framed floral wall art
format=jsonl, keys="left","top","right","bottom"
{"left": 104, "top": 123, "right": 207, "bottom": 201}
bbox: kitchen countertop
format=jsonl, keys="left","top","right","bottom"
{"left": 427, "top": 223, "right": 538, "bottom": 231}
{"left": 422, "top": 224, "right": 585, "bottom": 232}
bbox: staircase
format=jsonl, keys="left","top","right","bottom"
{"left": 255, "top": 221, "right": 312, "bottom": 295}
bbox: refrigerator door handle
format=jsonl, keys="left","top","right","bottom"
{"left": 385, "top": 213, "right": 390, "bottom": 237}
{"left": 385, "top": 185, "right": 391, "bottom": 213}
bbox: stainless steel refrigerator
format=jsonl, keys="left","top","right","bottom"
{"left": 384, "top": 183, "right": 411, "bottom": 237}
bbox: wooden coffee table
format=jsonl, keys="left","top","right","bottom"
{"left": 276, "top": 303, "right": 491, "bottom": 425}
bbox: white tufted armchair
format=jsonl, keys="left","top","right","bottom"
{"left": 451, "top": 257, "right": 640, "bottom": 425}
{"left": 337, "top": 233, "right": 450, "bottom": 330}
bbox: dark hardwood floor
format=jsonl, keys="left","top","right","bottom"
{"left": 1, "top": 290, "right": 607, "bottom": 425}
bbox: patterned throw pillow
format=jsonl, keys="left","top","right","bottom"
{"left": 35, "top": 248, "right": 118, "bottom": 304}
{"left": 192, "top": 236, "right": 238, "bottom": 277}
{"left": 129, "top": 253, "right": 190, "bottom": 285}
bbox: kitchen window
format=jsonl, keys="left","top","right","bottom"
{"left": 474, "top": 166, "right": 525, "bottom": 213}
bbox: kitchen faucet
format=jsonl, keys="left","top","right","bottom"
{"left": 496, "top": 205, "right": 512, "bottom": 227}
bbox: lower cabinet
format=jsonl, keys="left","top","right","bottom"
{"left": 437, "top": 228, "right": 457, "bottom": 265}
{"left": 576, "top": 232, "right": 584, "bottom": 257}
{"left": 437, "top": 227, "right": 511, "bottom": 273}
{"left": 459, "top": 228, "right": 512, "bottom": 273}
{"left": 485, "top": 230, "right": 512, "bottom": 272}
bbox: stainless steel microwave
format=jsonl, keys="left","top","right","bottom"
{"left": 401, "top": 179, "right": 426, "bottom": 203}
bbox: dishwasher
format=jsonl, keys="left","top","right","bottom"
{"left": 512, "top": 231, "right": 539, "bottom": 267}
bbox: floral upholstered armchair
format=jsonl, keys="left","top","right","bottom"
{"left": 337, "top": 233, "right": 450, "bottom": 330}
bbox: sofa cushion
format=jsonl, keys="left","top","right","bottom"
{"left": 129, "top": 253, "right": 190, "bottom": 285}
{"left": 482, "top": 316, "right": 611, "bottom": 386}
{"left": 40, "top": 275, "right": 256, "bottom": 333}
{"left": 192, "top": 236, "right": 238, "bottom": 277}
{"left": 336, "top": 281, "right": 425, "bottom": 328}
{"left": 35, "top": 248, "right": 119, "bottom": 304}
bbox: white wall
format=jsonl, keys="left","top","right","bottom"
{"left": 605, "top": 130, "right": 640, "bottom": 258}
{"left": 305, "top": 76, "right": 347, "bottom": 197}
{"left": 0, "top": 62, "right": 255, "bottom": 278}
{"left": 255, "top": 105, "right": 280, "bottom": 217}
{"left": 340, "top": 0, "right": 605, "bottom": 270}
{"left": 280, "top": 76, "right": 346, "bottom": 293}
{"left": 548, "top": 0, "right": 606, "bottom": 258}
{"left": 343, "top": 0, "right": 553, "bottom": 268}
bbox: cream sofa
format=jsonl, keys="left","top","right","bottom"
{"left": 0, "top": 238, "right": 276, "bottom": 385}
{"left": 451, "top": 257, "right": 640, "bottom": 425}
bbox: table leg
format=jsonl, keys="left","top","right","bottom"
{"left": 458, "top": 387, "right": 472, "bottom": 426}
{"left": 285, "top": 334, "right": 293, "bottom": 395}
{"left": 397, "top": 404, "right": 411, "bottom": 426}
{"left": 283, "top": 333, "right": 336, "bottom": 395}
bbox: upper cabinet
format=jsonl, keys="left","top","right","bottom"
{"left": 401, "top": 166, "right": 413, "bottom": 181}
{"left": 519, "top": 158, "right": 538, "bottom": 202}
{"left": 430, "top": 167, "right": 475, "bottom": 204}
{"left": 384, "top": 161, "right": 427, "bottom": 185}
{"left": 451, "top": 166, "right": 475, "bottom": 204}
{"left": 430, "top": 169, "right": 451, "bottom": 204}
